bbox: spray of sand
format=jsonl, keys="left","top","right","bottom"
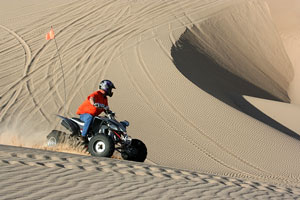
{"left": 0, "top": 126, "right": 89, "bottom": 156}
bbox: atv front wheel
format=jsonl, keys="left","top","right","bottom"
{"left": 47, "top": 130, "right": 67, "bottom": 147}
{"left": 121, "top": 139, "right": 147, "bottom": 162}
{"left": 88, "top": 134, "right": 115, "bottom": 157}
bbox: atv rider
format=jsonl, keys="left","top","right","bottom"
{"left": 76, "top": 80, "right": 116, "bottom": 142}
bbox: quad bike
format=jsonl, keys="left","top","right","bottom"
{"left": 47, "top": 106, "right": 147, "bottom": 162}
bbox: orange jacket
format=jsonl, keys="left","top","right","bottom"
{"left": 76, "top": 90, "right": 108, "bottom": 116}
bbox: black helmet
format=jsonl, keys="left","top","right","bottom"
{"left": 99, "top": 80, "right": 116, "bottom": 97}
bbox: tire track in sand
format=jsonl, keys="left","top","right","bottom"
{"left": 0, "top": 25, "right": 31, "bottom": 121}
{"left": 0, "top": 1, "right": 93, "bottom": 122}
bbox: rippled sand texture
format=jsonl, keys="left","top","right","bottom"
{"left": 1, "top": 0, "right": 300, "bottom": 198}
{"left": 1, "top": 144, "right": 300, "bottom": 199}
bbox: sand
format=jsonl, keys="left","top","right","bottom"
{"left": 1, "top": 0, "right": 300, "bottom": 199}
{"left": 266, "top": 0, "right": 300, "bottom": 105}
{"left": 1, "top": 144, "right": 300, "bottom": 199}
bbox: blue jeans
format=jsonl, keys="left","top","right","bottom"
{"left": 80, "top": 113, "right": 93, "bottom": 137}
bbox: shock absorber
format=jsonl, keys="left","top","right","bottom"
{"left": 108, "top": 130, "right": 117, "bottom": 141}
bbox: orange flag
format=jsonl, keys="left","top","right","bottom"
{"left": 46, "top": 28, "right": 55, "bottom": 40}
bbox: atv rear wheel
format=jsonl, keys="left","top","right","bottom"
{"left": 47, "top": 130, "right": 67, "bottom": 147}
{"left": 88, "top": 134, "right": 115, "bottom": 157}
{"left": 121, "top": 139, "right": 147, "bottom": 162}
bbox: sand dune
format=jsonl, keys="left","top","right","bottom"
{"left": 266, "top": 0, "right": 300, "bottom": 105}
{"left": 1, "top": 0, "right": 300, "bottom": 198}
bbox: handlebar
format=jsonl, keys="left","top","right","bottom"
{"left": 107, "top": 110, "right": 115, "bottom": 116}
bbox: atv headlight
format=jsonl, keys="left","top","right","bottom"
{"left": 120, "top": 120, "right": 129, "bottom": 127}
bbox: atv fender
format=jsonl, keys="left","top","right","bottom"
{"left": 57, "top": 115, "right": 80, "bottom": 135}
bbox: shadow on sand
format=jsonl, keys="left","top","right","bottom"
{"left": 171, "top": 29, "right": 300, "bottom": 140}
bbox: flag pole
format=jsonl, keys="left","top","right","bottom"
{"left": 51, "top": 26, "right": 67, "bottom": 116}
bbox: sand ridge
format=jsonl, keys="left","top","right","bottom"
{"left": 1, "top": 144, "right": 300, "bottom": 199}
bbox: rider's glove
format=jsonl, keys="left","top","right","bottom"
{"left": 94, "top": 103, "right": 105, "bottom": 108}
